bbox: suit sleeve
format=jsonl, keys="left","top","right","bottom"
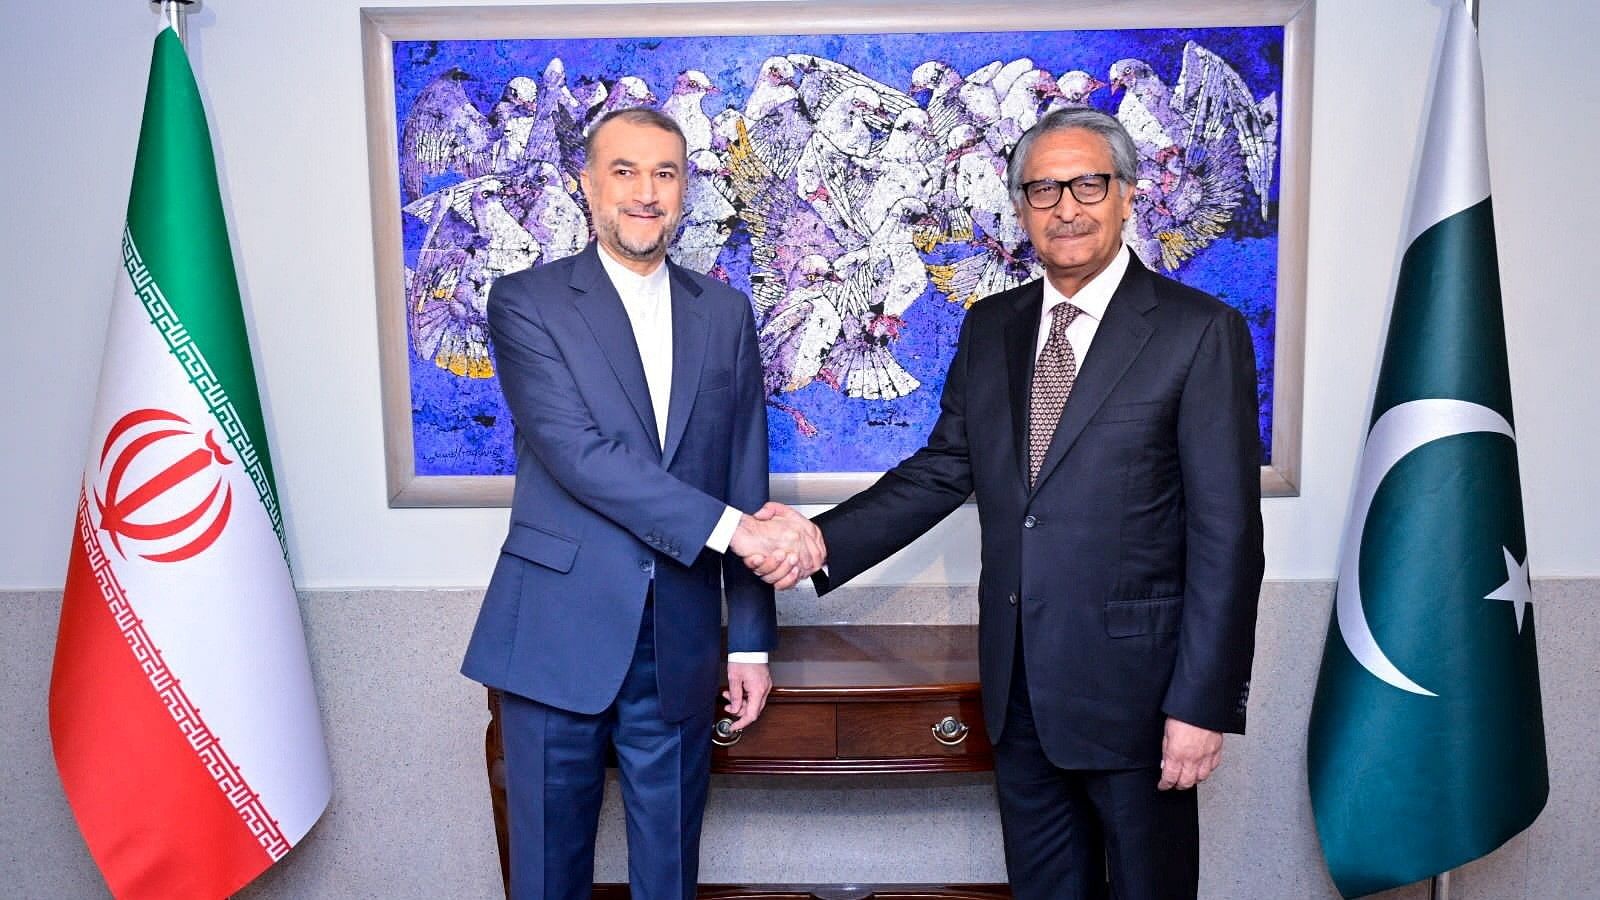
{"left": 721, "top": 298, "right": 777, "bottom": 653}
{"left": 1161, "top": 308, "right": 1265, "bottom": 734}
{"left": 487, "top": 275, "right": 727, "bottom": 568}
{"left": 812, "top": 308, "right": 978, "bottom": 591}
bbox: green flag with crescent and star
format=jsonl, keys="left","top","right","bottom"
{"left": 1306, "top": 3, "right": 1547, "bottom": 897}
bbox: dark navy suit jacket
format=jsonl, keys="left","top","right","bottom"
{"left": 815, "top": 254, "right": 1264, "bottom": 768}
{"left": 462, "top": 243, "right": 777, "bottom": 723}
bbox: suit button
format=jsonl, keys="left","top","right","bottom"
{"left": 1023, "top": 515, "right": 1037, "bottom": 528}
{"left": 1008, "top": 593, "right": 1018, "bottom": 606}
{"left": 638, "top": 560, "right": 653, "bottom": 573}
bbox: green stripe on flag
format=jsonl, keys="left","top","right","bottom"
{"left": 124, "top": 29, "right": 283, "bottom": 539}
{"left": 1373, "top": 200, "right": 1514, "bottom": 424}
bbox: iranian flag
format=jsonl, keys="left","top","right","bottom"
{"left": 49, "top": 27, "right": 331, "bottom": 899}
{"left": 1306, "top": 3, "right": 1546, "bottom": 897}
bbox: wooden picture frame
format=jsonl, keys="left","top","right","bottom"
{"left": 362, "top": 0, "right": 1312, "bottom": 506}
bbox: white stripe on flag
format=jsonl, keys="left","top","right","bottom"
{"left": 1406, "top": 2, "right": 1491, "bottom": 245}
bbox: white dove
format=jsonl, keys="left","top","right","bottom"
{"left": 670, "top": 150, "right": 737, "bottom": 274}
{"left": 663, "top": 69, "right": 721, "bottom": 157}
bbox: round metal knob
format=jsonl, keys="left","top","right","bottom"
{"left": 712, "top": 717, "right": 743, "bottom": 747}
{"left": 931, "top": 715, "right": 970, "bottom": 746}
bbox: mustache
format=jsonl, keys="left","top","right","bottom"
{"left": 1045, "top": 219, "right": 1097, "bottom": 239}
{"left": 620, "top": 203, "right": 667, "bottom": 217}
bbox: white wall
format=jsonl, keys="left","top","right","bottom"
{"left": 2, "top": 0, "right": 1596, "bottom": 590}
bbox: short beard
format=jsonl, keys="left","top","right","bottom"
{"left": 595, "top": 212, "right": 674, "bottom": 262}
{"left": 613, "top": 228, "right": 667, "bottom": 260}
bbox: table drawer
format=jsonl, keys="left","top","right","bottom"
{"left": 836, "top": 698, "right": 991, "bottom": 759}
{"left": 716, "top": 701, "right": 836, "bottom": 759}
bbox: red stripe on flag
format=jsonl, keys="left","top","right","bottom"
{"left": 49, "top": 498, "right": 276, "bottom": 899}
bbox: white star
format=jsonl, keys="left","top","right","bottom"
{"left": 1484, "top": 547, "right": 1532, "bottom": 634}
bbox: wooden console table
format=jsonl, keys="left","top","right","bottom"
{"left": 485, "top": 624, "right": 1009, "bottom": 899}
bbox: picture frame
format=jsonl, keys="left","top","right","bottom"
{"left": 361, "top": 0, "right": 1312, "bottom": 507}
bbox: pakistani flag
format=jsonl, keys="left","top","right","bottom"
{"left": 1306, "top": 4, "right": 1546, "bottom": 897}
{"left": 48, "top": 27, "right": 331, "bottom": 899}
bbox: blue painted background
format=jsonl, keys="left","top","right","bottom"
{"left": 392, "top": 26, "right": 1283, "bottom": 477}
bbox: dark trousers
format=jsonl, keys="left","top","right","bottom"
{"left": 993, "top": 633, "right": 1199, "bottom": 900}
{"left": 499, "top": 593, "right": 712, "bottom": 900}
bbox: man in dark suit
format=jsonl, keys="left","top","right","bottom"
{"left": 756, "top": 108, "right": 1263, "bottom": 898}
{"left": 463, "top": 108, "right": 819, "bottom": 899}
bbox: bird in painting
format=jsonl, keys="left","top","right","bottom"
{"left": 399, "top": 67, "right": 492, "bottom": 202}
{"left": 1109, "top": 54, "right": 1249, "bottom": 270}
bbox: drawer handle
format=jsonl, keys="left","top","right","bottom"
{"left": 712, "top": 717, "right": 743, "bottom": 747}
{"left": 931, "top": 715, "right": 970, "bottom": 746}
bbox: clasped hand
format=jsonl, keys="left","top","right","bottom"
{"left": 729, "top": 502, "right": 825, "bottom": 590}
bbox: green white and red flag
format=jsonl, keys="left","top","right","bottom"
{"left": 49, "top": 27, "right": 331, "bottom": 899}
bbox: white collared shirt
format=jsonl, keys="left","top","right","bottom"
{"left": 1036, "top": 243, "right": 1132, "bottom": 364}
{"left": 595, "top": 246, "right": 762, "bottom": 663}
{"left": 596, "top": 246, "right": 675, "bottom": 445}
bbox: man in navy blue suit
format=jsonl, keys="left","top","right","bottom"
{"left": 754, "top": 108, "right": 1264, "bottom": 899}
{"left": 462, "top": 108, "right": 818, "bottom": 899}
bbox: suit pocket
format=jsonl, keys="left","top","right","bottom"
{"left": 699, "top": 368, "right": 732, "bottom": 392}
{"left": 1091, "top": 400, "right": 1166, "bottom": 424}
{"left": 1105, "top": 595, "right": 1183, "bottom": 637}
{"left": 501, "top": 523, "right": 579, "bottom": 573}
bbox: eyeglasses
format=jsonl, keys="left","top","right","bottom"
{"left": 1020, "top": 174, "right": 1115, "bottom": 210}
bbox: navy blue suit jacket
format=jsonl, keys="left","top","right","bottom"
{"left": 815, "top": 255, "right": 1264, "bottom": 768}
{"left": 462, "top": 244, "right": 777, "bottom": 723}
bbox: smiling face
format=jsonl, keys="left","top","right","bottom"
{"left": 580, "top": 116, "right": 686, "bottom": 274}
{"left": 1013, "top": 127, "right": 1134, "bottom": 297}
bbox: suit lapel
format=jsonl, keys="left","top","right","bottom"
{"left": 569, "top": 244, "right": 661, "bottom": 453}
{"left": 1004, "top": 282, "right": 1044, "bottom": 488}
{"left": 1030, "top": 256, "right": 1158, "bottom": 494}
{"left": 661, "top": 264, "right": 707, "bottom": 469}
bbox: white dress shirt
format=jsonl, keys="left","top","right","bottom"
{"left": 597, "top": 245, "right": 676, "bottom": 447}
{"left": 596, "top": 247, "right": 763, "bottom": 664}
{"left": 1035, "top": 243, "right": 1131, "bottom": 364}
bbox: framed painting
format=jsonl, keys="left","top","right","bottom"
{"left": 362, "top": 0, "right": 1312, "bottom": 506}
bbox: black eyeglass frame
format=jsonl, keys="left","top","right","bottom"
{"left": 1018, "top": 174, "right": 1117, "bottom": 209}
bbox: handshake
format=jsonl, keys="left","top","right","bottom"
{"left": 729, "top": 502, "right": 825, "bottom": 590}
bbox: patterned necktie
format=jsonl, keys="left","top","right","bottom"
{"left": 1028, "top": 302, "right": 1082, "bottom": 488}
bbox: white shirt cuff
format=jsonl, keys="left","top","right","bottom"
{"left": 727, "top": 651, "right": 769, "bottom": 663}
{"left": 705, "top": 505, "right": 743, "bottom": 554}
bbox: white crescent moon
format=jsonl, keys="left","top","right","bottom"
{"left": 1336, "top": 398, "right": 1514, "bottom": 696}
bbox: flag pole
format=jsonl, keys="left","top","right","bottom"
{"left": 159, "top": 0, "right": 197, "bottom": 44}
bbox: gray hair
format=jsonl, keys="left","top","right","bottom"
{"left": 1006, "top": 108, "right": 1138, "bottom": 199}
{"left": 583, "top": 106, "right": 687, "bottom": 166}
